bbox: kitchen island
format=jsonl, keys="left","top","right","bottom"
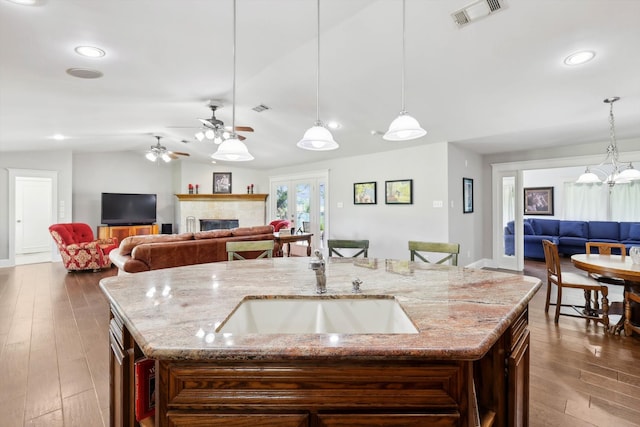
{"left": 100, "top": 257, "right": 541, "bottom": 427}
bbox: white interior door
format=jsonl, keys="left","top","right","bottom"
{"left": 15, "top": 176, "right": 53, "bottom": 254}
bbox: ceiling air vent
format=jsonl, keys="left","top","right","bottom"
{"left": 452, "top": 0, "right": 505, "bottom": 28}
{"left": 252, "top": 104, "right": 270, "bottom": 113}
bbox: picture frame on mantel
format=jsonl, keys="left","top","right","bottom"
{"left": 213, "top": 172, "right": 232, "bottom": 194}
{"left": 524, "top": 186, "right": 554, "bottom": 215}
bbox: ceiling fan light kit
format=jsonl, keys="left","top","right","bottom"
{"left": 146, "top": 135, "right": 189, "bottom": 163}
{"left": 383, "top": 0, "right": 426, "bottom": 142}
{"left": 298, "top": 0, "right": 339, "bottom": 152}
{"left": 577, "top": 97, "right": 640, "bottom": 187}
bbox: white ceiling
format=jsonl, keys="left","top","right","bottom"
{"left": 1, "top": 0, "right": 639, "bottom": 170}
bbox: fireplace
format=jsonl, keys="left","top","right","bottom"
{"left": 199, "top": 219, "right": 239, "bottom": 231}
{"left": 175, "top": 194, "right": 268, "bottom": 234}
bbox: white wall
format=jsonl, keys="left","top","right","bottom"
{"left": 0, "top": 150, "right": 73, "bottom": 261}
{"left": 266, "top": 142, "right": 483, "bottom": 262}
{"left": 448, "top": 143, "right": 483, "bottom": 266}
{"left": 73, "top": 152, "right": 177, "bottom": 234}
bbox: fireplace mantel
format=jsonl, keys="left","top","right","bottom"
{"left": 175, "top": 194, "right": 268, "bottom": 202}
{"left": 175, "top": 193, "right": 269, "bottom": 233}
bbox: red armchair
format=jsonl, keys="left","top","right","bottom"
{"left": 49, "top": 223, "right": 118, "bottom": 271}
{"left": 269, "top": 219, "right": 291, "bottom": 232}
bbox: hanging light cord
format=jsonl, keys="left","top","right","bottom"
{"left": 315, "top": 0, "right": 321, "bottom": 125}
{"left": 231, "top": 0, "right": 237, "bottom": 135}
{"left": 400, "top": 0, "right": 406, "bottom": 113}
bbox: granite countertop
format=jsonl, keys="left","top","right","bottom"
{"left": 99, "top": 257, "right": 541, "bottom": 361}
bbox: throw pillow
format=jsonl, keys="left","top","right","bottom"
{"left": 523, "top": 222, "right": 535, "bottom": 235}
{"left": 560, "top": 221, "right": 587, "bottom": 238}
{"left": 629, "top": 223, "right": 640, "bottom": 240}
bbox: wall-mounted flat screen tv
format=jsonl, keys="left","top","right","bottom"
{"left": 101, "top": 193, "right": 157, "bottom": 226}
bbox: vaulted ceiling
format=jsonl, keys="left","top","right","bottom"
{"left": 1, "top": 0, "right": 639, "bottom": 169}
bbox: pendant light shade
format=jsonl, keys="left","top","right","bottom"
{"left": 298, "top": 0, "right": 338, "bottom": 151}
{"left": 384, "top": 0, "right": 426, "bottom": 142}
{"left": 211, "top": 136, "right": 254, "bottom": 161}
{"left": 297, "top": 121, "right": 339, "bottom": 151}
{"left": 618, "top": 164, "right": 640, "bottom": 181}
{"left": 576, "top": 167, "right": 600, "bottom": 184}
{"left": 211, "top": 0, "right": 254, "bottom": 162}
{"left": 383, "top": 111, "right": 427, "bottom": 141}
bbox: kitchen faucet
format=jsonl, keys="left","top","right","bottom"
{"left": 309, "top": 249, "right": 326, "bottom": 294}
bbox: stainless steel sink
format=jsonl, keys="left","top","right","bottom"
{"left": 216, "top": 296, "right": 418, "bottom": 334}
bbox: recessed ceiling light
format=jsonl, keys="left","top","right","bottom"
{"left": 5, "top": 0, "right": 45, "bottom": 5}
{"left": 66, "top": 68, "right": 103, "bottom": 79}
{"left": 327, "top": 121, "right": 341, "bottom": 130}
{"left": 75, "top": 45, "right": 106, "bottom": 58}
{"left": 564, "top": 50, "right": 595, "bottom": 66}
{"left": 51, "top": 134, "right": 65, "bottom": 140}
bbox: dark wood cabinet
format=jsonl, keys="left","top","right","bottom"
{"left": 109, "top": 306, "right": 531, "bottom": 427}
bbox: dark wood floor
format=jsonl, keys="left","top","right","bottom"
{"left": 0, "top": 259, "right": 638, "bottom": 427}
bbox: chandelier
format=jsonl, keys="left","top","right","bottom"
{"left": 577, "top": 97, "right": 640, "bottom": 186}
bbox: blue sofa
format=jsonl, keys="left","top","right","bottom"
{"left": 504, "top": 218, "right": 640, "bottom": 260}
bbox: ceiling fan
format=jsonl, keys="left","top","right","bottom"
{"left": 145, "top": 136, "right": 190, "bottom": 162}
{"left": 195, "top": 102, "right": 254, "bottom": 143}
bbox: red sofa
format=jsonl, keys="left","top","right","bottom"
{"left": 49, "top": 223, "right": 118, "bottom": 271}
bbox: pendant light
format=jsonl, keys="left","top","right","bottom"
{"left": 576, "top": 97, "right": 640, "bottom": 186}
{"left": 212, "top": 0, "right": 254, "bottom": 162}
{"left": 383, "top": 0, "right": 426, "bottom": 141}
{"left": 297, "top": 0, "right": 339, "bottom": 151}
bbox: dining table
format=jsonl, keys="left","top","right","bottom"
{"left": 571, "top": 253, "right": 640, "bottom": 336}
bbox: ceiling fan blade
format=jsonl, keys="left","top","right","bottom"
{"left": 237, "top": 135, "right": 246, "bottom": 141}
{"left": 199, "top": 118, "right": 216, "bottom": 129}
{"left": 168, "top": 153, "right": 179, "bottom": 160}
{"left": 234, "top": 126, "right": 254, "bottom": 132}
{"left": 171, "top": 151, "right": 190, "bottom": 157}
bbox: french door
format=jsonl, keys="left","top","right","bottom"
{"left": 270, "top": 170, "right": 328, "bottom": 253}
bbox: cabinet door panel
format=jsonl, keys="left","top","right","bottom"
{"left": 167, "top": 413, "right": 308, "bottom": 427}
{"left": 317, "top": 413, "right": 459, "bottom": 426}
{"left": 134, "top": 225, "right": 154, "bottom": 235}
{"left": 508, "top": 330, "right": 530, "bottom": 427}
{"left": 110, "top": 226, "right": 134, "bottom": 242}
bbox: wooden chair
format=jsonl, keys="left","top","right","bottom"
{"left": 226, "top": 240, "right": 274, "bottom": 261}
{"left": 542, "top": 239, "right": 610, "bottom": 330}
{"left": 327, "top": 239, "right": 369, "bottom": 258}
{"left": 585, "top": 242, "right": 626, "bottom": 285}
{"left": 585, "top": 242, "right": 626, "bottom": 256}
{"left": 624, "top": 284, "right": 640, "bottom": 337}
{"left": 408, "top": 241, "right": 459, "bottom": 266}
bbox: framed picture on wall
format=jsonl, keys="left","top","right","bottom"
{"left": 463, "top": 178, "right": 473, "bottom": 213}
{"left": 385, "top": 179, "right": 413, "bottom": 204}
{"left": 213, "top": 172, "right": 232, "bottom": 194}
{"left": 354, "top": 182, "right": 376, "bottom": 204}
{"left": 524, "top": 187, "right": 554, "bottom": 215}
